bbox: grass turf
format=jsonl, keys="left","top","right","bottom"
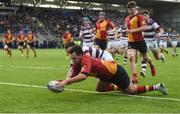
{"left": 0, "top": 48, "right": 180, "bottom": 113}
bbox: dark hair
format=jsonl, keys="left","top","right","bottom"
{"left": 141, "top": 10, "right": 149, "bottom": 15}
{"left": 127, "top": 1, "right": 137, "bottom": 8}
{"left": 69, "top": 45, "right": 83, "bottom": 56}
{"left": 65, "top": 41, "right": 76, "bottom": 49}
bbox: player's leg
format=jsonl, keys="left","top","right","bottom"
{"left": 114, "top": 40, "right": 121, "bottom": 62}
{"left": 151, "top": 41, "right": 165, "bottom": 62}
{"left": 30, "top": 43, "right": 37, "bottom": 58}
{"left": 7, "top": 48, "right": 12, "bottom": 58}
{"left": 149, "top": 41, "right": 159, "bottom": 60}
{"left": 127, "top": 48, "right": 138, "bottom": 83}
{"left": 139, "top": 41, "right": 148, "bottom": 77}
{"left": 138, "top": 41, "right": 156, "bottom": 76}
{"left": 18, "top": 43, "right": 24, "bottom": 55}
{"left": 5, "top": 44, "right": 12, "bottom": 58}
{"left": 123, "top": 47, "right": 128, "bottom": 66}
{"left": 161, "top": 43, "right": 168, "bottom": 54}
{"left": 172, "top": 41, "right": 178, "bottom": 57}
{"left": 121, "top": 41, "right": 128, "bottom": 66}
{"left": 159, "top": 41, "right": 166, "bottom": 54}
{"left": 107, "top": 41, "right": 116, "bottom": 58}
{"left": 140, "top": 55, "right": 147, "bottom": 77}
{"left": 4, "top": 44, "right": 9, "bottom": 55}
{"left": 96, "top": 79, "right": 112, "bottom": 92}
{"left": 112, "top": 65, "right": 167, "bottom": 95}
{"left": 26, "top": 44, "right": 30, "bottom": 58}
{"left": 32, "top": 47, "right": 37, "bottom": 58}
{"left": 125, "top": 80, "right": 167, "bottom": 95}
{"left": 141, "top": 53, "right": 156, "bottom": 76}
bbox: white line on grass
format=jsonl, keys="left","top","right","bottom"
{"left": 0, "top": 65, "right": 69, "bottom": 70}
{"left": 0, "top": 82, "right": 180, "bottom": 102}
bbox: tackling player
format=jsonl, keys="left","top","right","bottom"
{"left": 79, "top": 17, "right": 95, "bottom": 47}
{"left": 140, "top": 10, "right": 164, "bottom": 76}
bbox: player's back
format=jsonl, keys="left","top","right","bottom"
{"left": 82, "top": 46, "right": 114, "bottom": 61}
{"left": 81, "top": 55, "right": 117, "bottom": 81}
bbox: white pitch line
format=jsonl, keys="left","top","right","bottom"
{"left": 0, "top": 82, "right": 180, "bottom": 102}
{"left": 0, "top": 65, "right": 69, "bottom": 70}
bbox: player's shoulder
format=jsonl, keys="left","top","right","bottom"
{"left": 137, "top": 14, "right": 144, "bottom": 19}
{"left": 81, "top": 54, "right": 92, "bottom": 62}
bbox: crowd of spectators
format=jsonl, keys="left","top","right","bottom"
{"left": 0, "top": 6, "right": 172, "bottom": 48}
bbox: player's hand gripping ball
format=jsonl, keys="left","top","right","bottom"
{"left": 47, "top": 80, "right": 64, "bottom": 93}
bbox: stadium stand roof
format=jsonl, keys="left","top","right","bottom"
{"left": 2, "top": 0, "right": 180, "bottom": 8}
{"left": 76, "top": 0, "right": 180, "bottom": 8}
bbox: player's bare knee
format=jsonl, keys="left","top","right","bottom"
{"left": 125, "top": 87, "right": 136, "bottom": 94}
{"left": 128, "top": 53, "right": 135, "bottom": 61}
{"left": 125, "top": 81, "right": 137, "bottom": 94}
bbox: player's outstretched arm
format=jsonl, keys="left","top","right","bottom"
{"left": 65, "top": 67, "right": 73, "bottom": 80}
{"left": 59, "top": 73, "right": 88, "bottom": 87}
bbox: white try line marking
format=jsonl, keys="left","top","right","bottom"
{"left": 0, "top": 82, "right": 180, "bottom": 102}
{"left": 0, "top": 65, "right": 69, "bottom": 70}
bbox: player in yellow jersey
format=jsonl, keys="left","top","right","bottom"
{"left": 17, "top": 31, "right": 26, "bottom": 56}
{"left": 26, "top": 31, "right": 37, "bottom": 58}
{"left": 3, "top": 29, "right": 14, "bottom": 58}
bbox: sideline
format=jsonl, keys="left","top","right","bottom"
{"left": 0, "top": 82, "right": 180, "bottom": 102}
{"left": 0, "top": 65, "right": 69, "bottom": 70}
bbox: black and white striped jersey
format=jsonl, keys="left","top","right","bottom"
{"left": 144, "top": 19, "right": 160, "bottom": 41}
{"left": 79, "top": 27, "right": 94, "bottom": 42}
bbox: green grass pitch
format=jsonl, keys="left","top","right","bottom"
{"left": 0, "top": 48, "right": 180, "bottom": 113}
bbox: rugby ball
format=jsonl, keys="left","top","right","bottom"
{"left": 47, "top": 80, "right": 64, "bottom": 93}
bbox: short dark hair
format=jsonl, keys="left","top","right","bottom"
{"left": 69, "top": 45, "right": 83, "bottom": 56}
{"left": 141, "top": 10, "right": 150, "bottom": 15}
{"left": 127, "top": 1, "right": 137, "bottom": 8}
{"left": 65, "top": 41, "right": 76, "bottom": 49}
